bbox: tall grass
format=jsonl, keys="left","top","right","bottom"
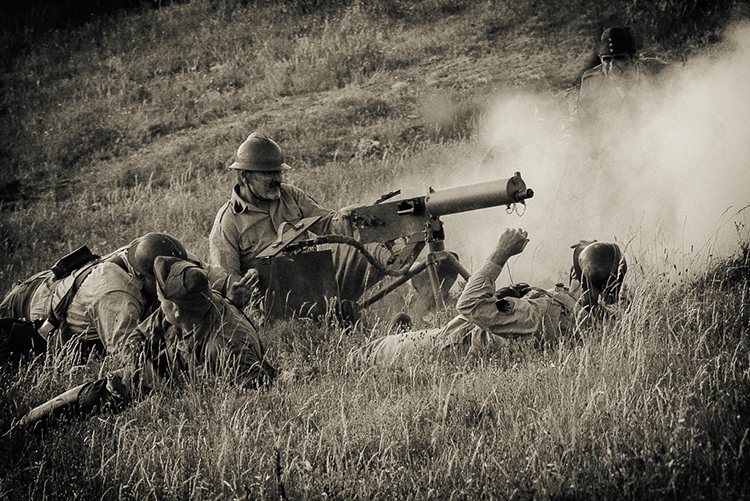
{"left": 2, "top": 248, "right": 748, "bottom": 498}
{"left": 1, "top": 0, "right": 749, "bottom": 498}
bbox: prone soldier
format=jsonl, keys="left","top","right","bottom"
{"left": 15, "top": 256, "right": 276, "bottom": 429}
{"left": 355, "top": 228, "right": 628, "bottom": 367}
{"left": 0, "top": 233, "right": 258, "bottom": 362}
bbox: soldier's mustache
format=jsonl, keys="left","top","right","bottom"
{"left": 269, "top": 180, "right": 281, "bottom": 188}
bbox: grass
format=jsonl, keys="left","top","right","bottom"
{"left": 1, "top": 0, "right": 749, "bottom": 498}
{"left": 2, "top": 249, "right": 749, "bottom": 498}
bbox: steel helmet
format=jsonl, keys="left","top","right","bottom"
{"left": 127, "top": 232, "right": 188, "bottom": 279}
{"left": 597, "top": 26, "right": 636, "bottom": 57}
{"left": 229, "top": 132, "right": 291, "bottom": 172}
{"left": 574, "top": 241, "right": 627, "bottom": 308}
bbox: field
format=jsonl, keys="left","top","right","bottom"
{"left": 1, "top": 0, "right": 750, "bottom": 498}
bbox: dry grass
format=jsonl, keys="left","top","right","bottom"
{"left": 1, "top": 0, "right": 749, "bottom": 498}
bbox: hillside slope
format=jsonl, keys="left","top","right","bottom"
{"left": 1, "top": 2, "right": 750, "bottom": 499}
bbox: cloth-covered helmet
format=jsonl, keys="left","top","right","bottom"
{"left": 229, "top": 132, "right": 291, "bottom": 172}
{"left": 127, "top": 232, "right": 188, "bottom": 279}
{"left": 154, "top": 257, "right": 211, "bottom": 306}
{"left": 597, "top": 26, "right": 636, "bottom": 57}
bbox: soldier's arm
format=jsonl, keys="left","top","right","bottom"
{"left": 288, "top": 185, "right": 351, "bottom": 235}
{"left": 456, "top": 229, "right": 543, "bottom": 337}
{"left": 186, "top": 250, "right": 255, "bottom": 308}
{"left": 207, "top": 303, "right": 276, "bottom": 388}
{"left": 208, "top": 205, "right": 243, "bottom": 280}
{"left": 91, "top": 289, "right": 146, "bottom": 355}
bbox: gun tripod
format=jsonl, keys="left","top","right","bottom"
{"left": 360, "top": 241, "right": 471, "bottom": 311}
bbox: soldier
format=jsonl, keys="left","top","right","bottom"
{"left": 0, "top": 233, "right": 257, "bottom": 362}
{"left": 575, "top": 26, "right": 663, "bottom": 120}
{"left": 15, "top": 256, "right": 276, "bottom": 429}
{"left": 209, "top": 132, "right": 393, "bottom": 310}
{"left": 355, "top": 228, "right": 627, "bottom": 367}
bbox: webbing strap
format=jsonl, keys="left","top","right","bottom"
{"left": 49, "top": 260, "right": 101, "bottom": 328}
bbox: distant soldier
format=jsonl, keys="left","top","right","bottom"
{"left": 15, "top": 256, "right": 276, "bottom": 429}
{"left": 0, "top": 233, "right": 257, "bottom": 362}
{"left": 355, "top": 229, "right": 627, "bottom": 367}
{"left": 575, "top": 26, "right": 663, "bottom": 120}
{"left": 209, "top": 132, "right": 396, "bottom": 310}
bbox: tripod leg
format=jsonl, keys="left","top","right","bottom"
{"left": 442, "top": 252, "right": 471, "bottom": 281}
{"left": 426, "top": 253, "right": 446, "bottom": 310}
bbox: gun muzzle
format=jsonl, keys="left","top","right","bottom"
{"left": 424, "top": 172, "right": 533, "bottom": 216}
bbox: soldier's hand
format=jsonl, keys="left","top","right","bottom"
{"left": 489, "top": 228, "right": 529, "bottom": 265}
{"left": 338, "top": 204, "right": 364, "bottom": 237}
{"left": 227, "top": 268, "right": 260, "bottom": 308}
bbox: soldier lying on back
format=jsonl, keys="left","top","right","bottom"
{"left": 355, "top": 228, "right": 628, "bottom": 367}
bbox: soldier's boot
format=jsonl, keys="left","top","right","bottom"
{"left": 17, "top": 374, "right": 129, "bottom": 430}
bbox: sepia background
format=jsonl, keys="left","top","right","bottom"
{"left": 1, "top": 0, "right": 749, "bottom": 498}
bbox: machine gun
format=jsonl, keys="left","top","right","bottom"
{"left": 249, "top": 172, "right": 533, "bottom": 322}
{"left": 350, "top": 172, "right": 533, "bottom": 309}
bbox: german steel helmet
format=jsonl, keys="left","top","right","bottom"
{"left": 597, "top": 27, "right": 636, "bottom": 56}
{"left": 576, "top": 242, "right": 627, "bottom": 306}
{"left": 229, "top": 132, "right": 291, "bottom": 171}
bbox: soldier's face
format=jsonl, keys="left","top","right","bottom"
{"left": 243, "top": 170, "right": 283, "bottom": 200}
{"left": 161, "top": 299, "right": 208, "bottom": 330}
{"left": 601, "top": 54, "right": 635, "bottom": 81}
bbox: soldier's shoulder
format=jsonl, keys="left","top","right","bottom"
{"left": 581, "top": 65, "right": 604, "bottom": 82}
{"left": 281, "top": 183, "right": 305, "bottom": 198}
{"left": 213, "top": 199, "right": 238, "bottom": 226}
{"left": 93, "top": 260, "right": 132, "bottom": 281}
{"left": 84, "top": 261, "right": 142, "bottom": 295}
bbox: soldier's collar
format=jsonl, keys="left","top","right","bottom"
{"left": 230, "top": 184, "right": 271, "bottom": 214}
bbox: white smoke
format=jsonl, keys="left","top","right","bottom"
{"left": 447, "top": 21, "right": 750, "bottom": 288}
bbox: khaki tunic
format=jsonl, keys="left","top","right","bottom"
{"left": 209, "top": 183, "right": 389, "bottom": 302}
{"left": 4, "top": 246, "right": 233, "bottom": 356}
{"left": 125, "top": 293, "right": 273, "bottom": 391}
{"left": 358, "top": 261, "right": 579, "bottom": 367}
{"left": 29, "top": 261, "right": 147, "bottom": 353}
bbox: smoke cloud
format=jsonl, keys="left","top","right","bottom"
{"left": 446, "top": 21, "right": 750, "bottom": 288}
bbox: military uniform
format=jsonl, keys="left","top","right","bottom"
{"left": 0, "top": 244, "right": 234, "bottom": 358}
{"left": 16, "top": 258, "right": 275, "bottom": 429}
{"left": 209, "top": 182, "right": 390, "bottom": 302}
{"left": 124, "top": 292, "right": 274, "bottom": 392}
{"left": 576, "top": 60, "right": 660, "bottom": 119}
{"left": 357, "top": 259, "right": 579, "bottom": 367}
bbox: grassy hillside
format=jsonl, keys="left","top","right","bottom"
{"left": 1, "top": 0, "right": 744, "bottom": 282}
{"left": 1, "top": 0, "right": 750, "bottom": 498}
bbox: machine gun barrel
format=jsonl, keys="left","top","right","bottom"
{"left": 424, "top": 172, "right": 533, "bottom": 216}
{"left": 350, "top": 172, "right": 533, "bottom": 245}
